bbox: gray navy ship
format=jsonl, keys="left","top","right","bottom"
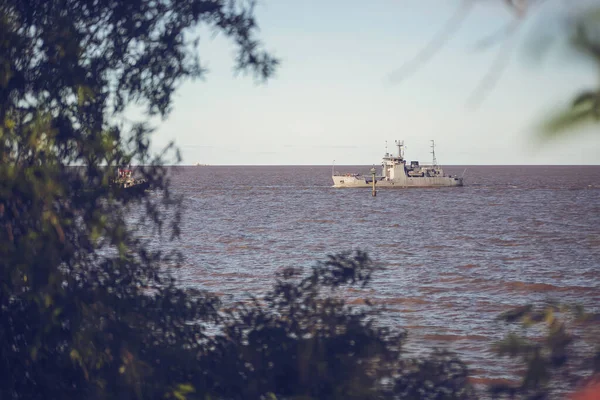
{"left": 332, "top": 140, "right": 463, "bottom": 188}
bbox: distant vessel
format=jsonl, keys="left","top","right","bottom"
{"left": 332, "top": 140, "right": 463, "bottom": 188}
{"left": 113, "top": 168, "right": 150, "bottom": 192}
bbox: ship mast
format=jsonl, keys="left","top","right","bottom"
{"left": 394, "top": 140, "right": 404, "bottom": 159}
{"left": 430, "top": 140, "right": 438, "bottom": 166}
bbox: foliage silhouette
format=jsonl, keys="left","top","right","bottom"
{"left": 539, "top": 7, "right": 600, "bottom": 136}
{"left": 391, "top": 0, "right": 600, "bottom": 133}
{"left": 1, "top": 1, "right": 597, "bottom": 399}
{"left": 489, "top": 302, "right": 600, "bottom": 400}
{"left": 1, "top": 0, "right": 275, "bottom": 398}
{"left": 191, "top": 250, "right": 476, "bottom": 400}
{"left": 0, "top": 1, "right": 477, "bottom": 399}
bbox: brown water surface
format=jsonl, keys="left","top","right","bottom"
{"left": 141, "top": 165, "right": 600, "bottom": 383}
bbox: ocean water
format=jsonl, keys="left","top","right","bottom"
{"left": 147, "top": 165, "right": 600, "bottom": 384}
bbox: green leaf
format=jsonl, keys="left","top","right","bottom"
{"left": 494, "top": 333, "right": 533, "bottom": 358}
{"left": 573, "top": 91, "right": 598, "bottom": 106}
{"left": 76, "top": 85, "right": 95, "bottom": 106}
{"left": 498, "top": 305, "right": 532, "bottom": 323}
{"left": 172, "top": 383, "right": 195, "bottom": 400}
{"left": 539, "top": 104, "right": 597, "bottom": 138}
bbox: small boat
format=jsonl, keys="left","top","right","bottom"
{"left": 113, "top": 168, "right": 150, "bottom": 192}
{"left": 332, "top": 140, "right": 463, "bottom": 188}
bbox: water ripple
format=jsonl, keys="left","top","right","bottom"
{"left": 148, "top": 165, "right": 600, "bottom": 382}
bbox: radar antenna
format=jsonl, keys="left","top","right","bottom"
{"left": 430, "top": 140, "right": 438, "bottom": 166}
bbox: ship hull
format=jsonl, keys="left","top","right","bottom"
{"left": 332, "top": 175, "right": 463, "bottom": 188}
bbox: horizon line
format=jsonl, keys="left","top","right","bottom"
{"left": 171, "top": 164, "right": 600, "bottom": 167}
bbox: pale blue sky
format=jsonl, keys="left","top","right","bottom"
{"left": 146, "top": 0, "right": 600, "bottom": 165}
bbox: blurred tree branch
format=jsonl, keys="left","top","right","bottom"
{"left": 388, "top": 0, "right": 600, "bottom": 131}
{"left": 540, "top": 6, "right": 600, "bottom": 136}
{"left": 388, "top": 0, "right": 476, "bottom": 84}
{"left": 388, "top": 0, "right": 540, "bottom": 102}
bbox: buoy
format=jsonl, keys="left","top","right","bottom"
{"left": 370, "top": 167, "right": 377, "bottom": 197}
